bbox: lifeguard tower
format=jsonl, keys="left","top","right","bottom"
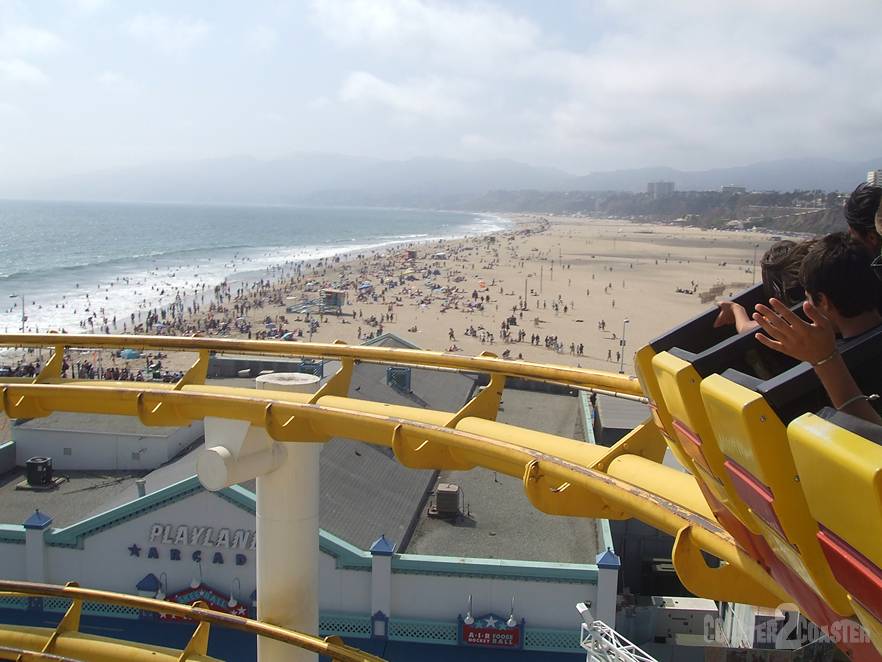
{"left": 319, "top": 289, "right": 346, "bottom": 315}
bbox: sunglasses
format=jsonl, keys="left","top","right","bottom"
{"left": 769, "top": 279, "right": 805, "bottom": 305}
{"left": 873, "top": 254, "right": 882, "bottom": 282}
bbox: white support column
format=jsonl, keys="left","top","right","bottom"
{"left": 23, "top": 510, "right": 52, "bottom": 584}
{"left": 197, "top": 372, "right": 322, "bottom": 662}
{"left": 595, "top": 548, "right": 621, "bottom": 630}
{"left": 369, "top": 535, "right": 395, "bottom": 639}
{"left": 255, "top": 373, "right": 322, "bottom": 662}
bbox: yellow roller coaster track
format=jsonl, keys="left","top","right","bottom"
{"left": 0, "top": 580, "right": 384, "bottom": 661}
{"left": 0, "top": 333, "right": 855, "bottom": 659}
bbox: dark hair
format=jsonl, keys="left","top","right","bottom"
{"left": 845, "top": 182, "right": 882, "bottom": 231}
{"left": 761, "top": 239, "right": 816, "bottom": 306}
{"left": 799, "top": 232, "right": 879, "bottom": 317}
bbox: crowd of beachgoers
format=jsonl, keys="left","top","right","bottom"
{"left": 3, "top": 216, "right": 777, "bottom": 379}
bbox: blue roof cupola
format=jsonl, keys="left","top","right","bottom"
{"left": 23, "top": 509, "right": 53, "bottom": 530}
{"left": 370, "top": 534, "right": 396, "bottom": 556}
{"left": 595, "top": 548, "right": 621, "bottom": 570}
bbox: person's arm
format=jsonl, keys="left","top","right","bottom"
{"left": 714, "top": 300, "right": 759, "bottom": 334}
{"left": 752, "top": 298, "right": 882, "bottom": 424}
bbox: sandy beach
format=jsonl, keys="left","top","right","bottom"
{"left": 283, "top": 215, "right": 777, "bottom": 374}
{"left": 8, "top": 216, "right": 784, "bottom": 379}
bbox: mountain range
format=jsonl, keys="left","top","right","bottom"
{"left": 4, "top": 154, "right": 880, "bottom": 206}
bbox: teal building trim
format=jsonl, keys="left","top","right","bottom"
{"left": 392, "top": 553, "right": 598, "bottom": 583}
{"left": 579, "top": 390, "right": 615, "bottom": 555}
{"left": 0, "top": 524, "right": 25, "bottom": 544}
{"left": 0, "top": 470, "right": 598, "bottom": 584}
{"left": 46, "top": 476, "right": 205, "bottom": 548}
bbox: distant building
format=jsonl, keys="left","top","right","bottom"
{"left": 647, "top": 181, "right": 675, "bottom": 198}
{"left": 721, "top": 185, "right": 746, "bottom": 195}
{"left": 13, "top": 413, "right": 203, "bottom": 471}
{"left": 868, "top": 169, "right": 882, "bottom": 186}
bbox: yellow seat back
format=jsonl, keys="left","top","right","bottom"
{"left": 702, "top": 376, "right": 851, "bottom": 616}
{"left": 650, "top": 351, "right": 755, "bottom": 529}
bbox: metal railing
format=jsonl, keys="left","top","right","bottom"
{"left": 580, "top": 621, "right": 657, "bottom": 662}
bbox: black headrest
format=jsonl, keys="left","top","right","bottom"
{"left": 649, "top": 284, "right": 767, "bottom": 355}
{"left": 817, "top": 407, "right": 882, "bottom": 446}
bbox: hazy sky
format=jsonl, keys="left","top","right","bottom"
{"left": 2, "top": 0, "right": 882, "bottom": 182}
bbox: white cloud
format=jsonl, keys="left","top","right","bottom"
{"left": 97, "top": 70, "right": 139, "bottom": 93}
{"left": 524, "top": 1, "right": 882, "bottom": 168}
{"left": 308, "top": 96, "right": 332, "bottom": 110}
{"left": 125, "top": 14, "right": 210, "bottom": 54}
{"left": 0, "top": 59, "right": 47, "bottom": 84}
{"left": 98, "top": 70, "right": 122, "bottom": 85}
{"left": 5, "top": 0, "right": 882, "bottom": 181}
{"left": 257, "top": 111, "right": 283, "bottom": 123}
{"left": 339, "top": 71, "right": 469, "bottom": 121}
{"left": 310, "top": 0, "right": 538, "bottom": 72}
{"left": 314, "top": 0, "right": 882, "bottom": 169}
{"left": 0, "top": 26, "right": 63, "bottom": 57}
{"left": 68, "top": 0, "right": 107, "bottom": 12}
{"left": 459, "top": 133, "right": 495, "bottom": 152}
{"left": 246, "top": 25, "right": 278, "bottom": 51}
{"left": 0, "top": 102, "right": 22, "bottom": 116}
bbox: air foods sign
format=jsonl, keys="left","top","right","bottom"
{"left": 458, "top": 614, "right": 523, "bottom": 649}
{"left": 127, "top": 523, "right": 255, "bottom": 566}
{"left": 149, "top": 524, "right": 256, "bottom": 550}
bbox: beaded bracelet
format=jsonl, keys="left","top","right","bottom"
{"left": 837, "top": 393, "right": 880, "bottom": 411}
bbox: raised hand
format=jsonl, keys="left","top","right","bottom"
{"left": 714, "top": 299, "right": 757, "bottom": 333}
{"left": 713, "top": 300, "right": 739, "bottom": 328}
{"left": 752, "top": 298, "right": 836, "bottom": 364}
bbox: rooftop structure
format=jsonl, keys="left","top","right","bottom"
{"left": 0, "top": 466, "right": 145, "bottom": 528}
{"left": 592, "top": 393, "right": 649, "bottom": 446}
{"left": 12, "top": 411, "right": 203, "bottom": 471}
{"left": 409, "top": 389, "right": 601, "bottom": 563}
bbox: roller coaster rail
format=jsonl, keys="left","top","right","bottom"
{"left": 0, "top": 333, "right": 777, "bottom": 600}
{"left": 0, "top": 579, "right": 384, "bottom": 662}
{"left": 4, "top": 332, "right": 877, "bottom": 660}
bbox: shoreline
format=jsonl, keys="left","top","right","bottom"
{"left": 2, "top": 214, "right": 782, "bottom": 377}
{"left": 0, "top": 209, "right": 508, "bottom": 337}
{"left": 0, "top": 212, "right": 513, "bottom": 367}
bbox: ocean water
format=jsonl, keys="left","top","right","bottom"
{"left": 0, "top": 200, "right": 505, "bottom": 334}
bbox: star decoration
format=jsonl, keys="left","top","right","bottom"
{"left": 483, "top": 616, "right": 498, "bottom": 628}
{"left": 128, "top": 544, "right": 141, "bottom": 557}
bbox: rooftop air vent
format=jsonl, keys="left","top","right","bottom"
{"left": 25, "top": 456, "right": 53, "bottom": 487}
{"left": 429, "top": 483, "right": 462, "bottom": 519}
